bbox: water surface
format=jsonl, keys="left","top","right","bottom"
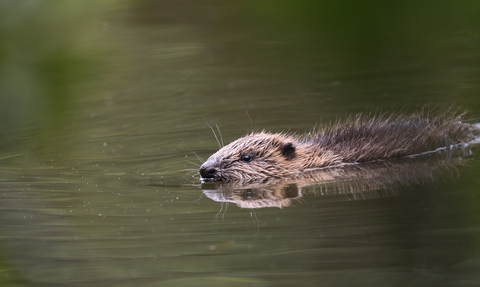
{"left": 1, "top": 1, "right": 480, "bottom": 286}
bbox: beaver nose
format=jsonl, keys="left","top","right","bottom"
{"left": 199, "top": 165, "right": 217, "bottom": 179}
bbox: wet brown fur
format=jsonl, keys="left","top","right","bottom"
{"left": 200, "top": 111, "right": 479, "bottom": 182}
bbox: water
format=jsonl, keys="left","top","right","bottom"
{"left": 1, "top": 1, "right": 480, "bottom": 286}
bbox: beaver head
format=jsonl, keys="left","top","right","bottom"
{"left": 199, "top": 132, "right": 298, "bottom": 182}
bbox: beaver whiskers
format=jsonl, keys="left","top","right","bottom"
{"left": 199, "top": 111, "right": 479, "bottom": 183}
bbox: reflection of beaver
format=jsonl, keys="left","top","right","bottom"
{"left": 200, "top": 111, "right": 480, "bottom": 182}
{"left": 202, "top": 150, "right": 472, "bottom": 208}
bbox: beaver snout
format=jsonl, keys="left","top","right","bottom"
{"left": 199, "top": 164, "right": 217, "bottom": 180}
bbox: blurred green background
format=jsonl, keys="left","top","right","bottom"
{"left": 1, "top": 0, "right": 479, "bottom": 137}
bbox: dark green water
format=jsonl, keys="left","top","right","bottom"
{"left": 1, "top": 1, "right": 480, "bottom": 286}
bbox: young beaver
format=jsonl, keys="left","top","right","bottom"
{"left": 199, "top": 112, "right": 479, "bottom": 182}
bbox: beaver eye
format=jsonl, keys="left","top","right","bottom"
{"left": 241, "top": 155, "right": 252, "bottom": 162}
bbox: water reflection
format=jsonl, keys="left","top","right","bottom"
{"left": 203, "top": 145, "right": 476, "bottom": 208}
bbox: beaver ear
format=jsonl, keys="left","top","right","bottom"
{"left": 280, "top": 142, "right": 296, "bottom": 159}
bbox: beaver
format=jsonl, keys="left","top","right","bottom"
{"left": 199, "top": 111, "right": 480, "bottom": 182}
